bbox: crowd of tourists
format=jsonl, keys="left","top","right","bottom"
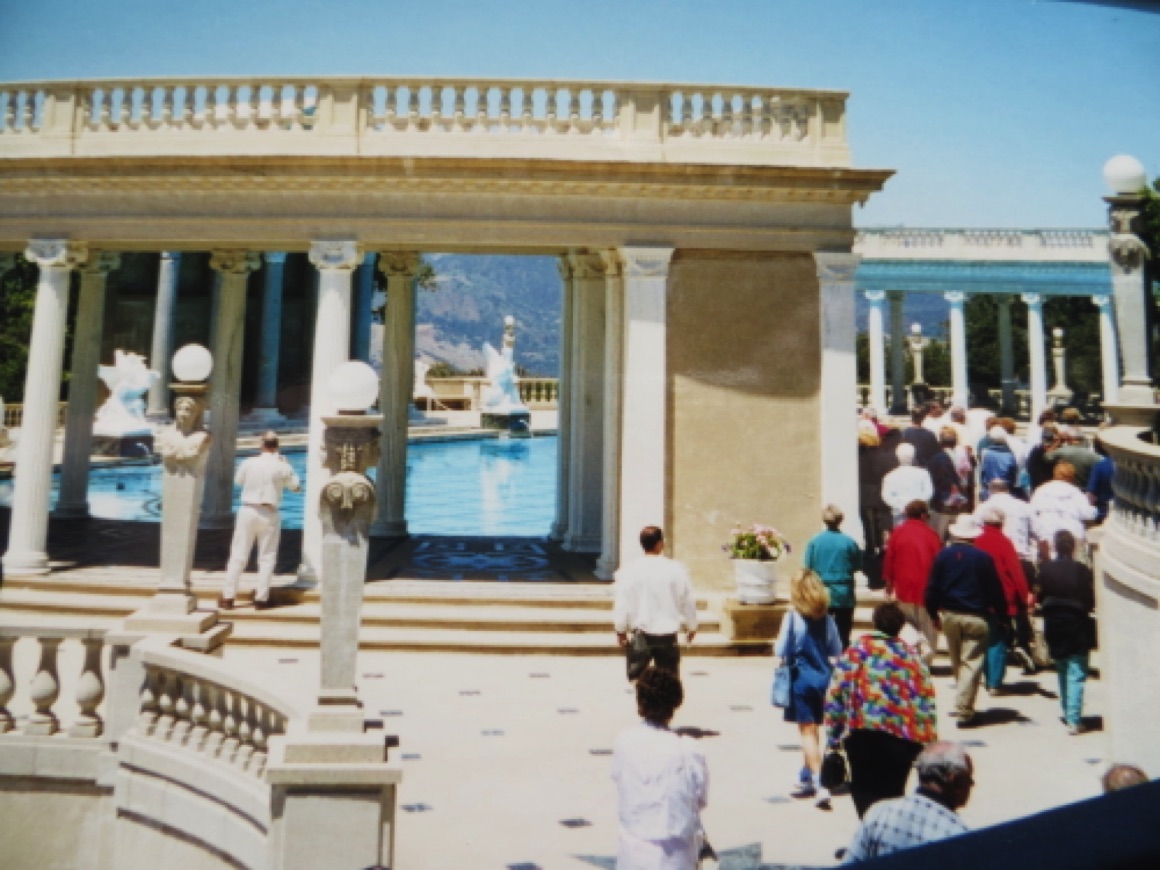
{"left": 608, "top": 399, "right": 1120, "bottom": 867}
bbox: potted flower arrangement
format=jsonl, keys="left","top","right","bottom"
{"left": 724, "top": 523, "right": 791, "bottom": 605}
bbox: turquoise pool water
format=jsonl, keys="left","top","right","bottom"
{"left": 0, "top": 435, "right": 558, "bottom": 537}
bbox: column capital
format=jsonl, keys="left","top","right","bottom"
{"left": 620, "top": 246, "right": 674, "bottom": 278}
{"left": 309, "top": 241, "right": 362, "bottom": 271}
{"left": 568, "top": 251, "right": 607, "bottom": 280}
{"left": 813, "top": 252, "right": 861, "bottom": 284}
{"left": 79, "top": 251, "right": 121, "bottom": 276}
{"left": 25, "top": 240, "right": 88, "bottom": 270}
{"left": 160, "top": 251, "right": 182, "bottom": 262}
{"left": 599, "top": 249, "right": 623, "bottom": 278}
{"left": 209, "top": 249, "right": 261, "bottom": 275}
{"left": 377, "top": 251, "right": 421, "bottom": 279}
{"left": 1021, "top": 292, "right": 1043, "bottom": 308}
{"left": 944, "top": 291, "right": 966, "bottom": 305}
{"left": 1092, "top": 294, "right": 1113, "bottom": 310}
{"left": 556, "top": 255, "right": 574, "bottom": 283}
{"left": 263, "top": 251, "right": 288, "bottom": 266}
{"left": 864, "top": 290, "right": 886, "bottom": 303}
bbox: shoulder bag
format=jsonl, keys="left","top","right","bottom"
{"left": 771, "top": 613, "right": 798, "bottom": 708}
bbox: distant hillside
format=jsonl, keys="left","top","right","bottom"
{"left": 416, "top": 254, "right": 562, "bottom": 376}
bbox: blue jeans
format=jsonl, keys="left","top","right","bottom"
{"left": 985, "top": 619, "right": 1007, "bottom": 690}
{"left": 1056, "top": 653, "right": 1089, "bottom": 727}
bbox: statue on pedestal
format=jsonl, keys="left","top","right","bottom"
{"left": 480, "top": 315, "right": 530, "bottom": 433}
{"left": 94, "top": 350, "right": 160, "bottom": 456}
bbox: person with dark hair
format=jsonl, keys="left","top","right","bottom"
{"left": 825, "top": 602, "right": 938, "bottom": 818}
{"left": 613, "top": 667, "right": 708, "bottom": 869}
{"left": 882, "top": 500, "right": 942, "bottom": 667}
{"left": 613, "top": 526, "right": 698, "bottom": 680}
{"left": 859, "top": 425, "right": 898, "bottom": 590}
{"left": 842, "top": 742, "right": 973, "bottom": 862}
{"left": 1026, "top": 423, "right": 1060, "bottom": 493}
{"left": 220, "top": 430, "right": 301, "bottom": 610}
{"left": 927, "top": 428, "right": 967, "bottom": 540}
{"left": 1037, "top": 530, "right": 1096, "bottom": 735}
{"left": 903, "top": 406, "right": 940, "bottom": 468}
{"left": 979, "top": 425, "right": 1018, "bottom": 502}
{"left": 1102, "top": 764, "right": 1149, "bottom": 793}
{"left": 1087, "top": 437, "right": 1115, "bottom": 524}
{"left": 803, "top": 505, "right": 862, "bottom": 649}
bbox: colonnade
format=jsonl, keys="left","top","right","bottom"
{"left": 861, "top": 289, "right": 1121, "bottom": 418}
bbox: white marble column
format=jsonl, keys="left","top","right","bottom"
{"left": 1107, "top": 198, "right": 1154, "bottom": 406}
{"left": 865, "top": 290, "right": 886, "bottom": 413}
{"left": 595, "top": 250, "right": 623, "bottom": 579}
{"left": 1093, "top": 294, "right": 1121, "bottom": 407}
{"left": 56, "top": 252, "right": 121, "bottom": 519}
{"left": 146, "top": 252, "right": 181, "bottom": 420}
{"left": 1022, "top": 293, "right": 1048, "bottom": 422}
{"left": 250, "top": 251, "right": 287, "bottom": 422}
{"left": 371, "top": 252, "right": 420, "bottom": 540}
{"left": 997, "top": 294, "right": 1016, "bottom": 415}
{"left": 564, "top": 252, "right": 607, "bottom": 553}
{"left": 815, "top": 253, "right": 863, "bottom": 542}
{"left": 300, "top": 241, "right": 362, "bottom": 581}
{"left": 351, "top": 252, "right": 377, "bottom": 363}
{"left": 618, "top": 247, "right": 673, "bottom": 563}
{"left": 200, "top": 250, "right": 260, "bottom": 529}
{"left": 550, "top": 257, "right": 576, "bottom": 542}
{"left": 888, "top": 291, "right": 907, "bottom": 415}
{"left": 3, "top": 241, "right": 88, "bottom": 575}
{"left": 945, "top": 291, "right": 968, "bottom": 407}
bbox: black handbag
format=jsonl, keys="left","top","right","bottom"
{"left": 819, "top": 749, "right": 849, "bottom": 790}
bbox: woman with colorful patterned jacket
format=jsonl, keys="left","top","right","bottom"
{"left": 824, "top": 602, "right": 939, "bottom": 818}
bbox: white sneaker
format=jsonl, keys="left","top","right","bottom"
{"left": 815, "top": 787, "right": 832, "bottom": 809}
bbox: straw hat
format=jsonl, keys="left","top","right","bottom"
{"left": 947, "top": 515, "right": 982, "bottom": 540}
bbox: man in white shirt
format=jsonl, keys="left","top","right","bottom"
{"left": 614, "top": 526, "right": 698, "bottom": 680}
{"left": 220, "top": 431, "right": 301, "bottom": 610}
{"left": 881, "top": 443, "right": 934, "bottom": 528}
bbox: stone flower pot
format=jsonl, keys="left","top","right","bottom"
{"left": 733, "top": 558, "right": 779, "bottom": 605}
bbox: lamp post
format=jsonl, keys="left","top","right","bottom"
{"left": 126, "top": 344, "right": 219, "bottom": 632}
{"left": 1101, "top": 155, "right": 1155, "bottom": 425}
{"left": 907, "top": 323, "right": 928, "bottom": 387}
{"left": 312, "top": 360, "right": 383, "bottom": 732}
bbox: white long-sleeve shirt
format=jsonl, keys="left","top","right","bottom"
{"left": 881, "top": 466, "right": 934, "bottom": 515}
{"left": 613, "top": 721, "right": 709, "bottom": 870}
{"left": 613, "top": 555, "right": 698, "bottom": 636}
{"left": 1031, "top": 480, "right": 1097, "bottom": 555}
{"left": 234, "top": 452, "right": 301, "bottom": 508}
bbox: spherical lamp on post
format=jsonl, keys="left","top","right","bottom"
{"left": 327, "top": 360, "right": 380, "bottom": 415}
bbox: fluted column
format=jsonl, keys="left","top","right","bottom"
{"left": 997, "top": 294, "right": 1016, "bottom": 415}
{"left": 1022, "top": 293, "right": 1048, "bottom": 422}
{"left": 564, "top": 252, "right": 606, "bottom": 553}
{"left": 351, "top": 252, "right": 377, "bottom": 363}
{"left": 3, "top": 241, "right": 88, "bottom": 575}
{"left": 300, "top": 241, "right": 362, "bottom": 580}
{"left": 56, "top": 252, "right": 122, "bottom": 518}
{"left": 146, "top": 252, "right": 181, "bottom": 420}
{"left": 371, "top": 252, "right": 420, "bottom": 540}
{"left": 815, "top": 253, "right": 862, "bottom": 541}
{"left": 251, "top": 252, "right": 287, "bottom": 420}
{"left": 618, "top": 247, "right": 673, "bottom": 562}
{"left": 595, "top": 250, "right": 623, "bottom": 579}
{"left": 945, "top": 291, "right": 968, "bottom": 407}
{"left": 550, "top": 257, "right": 576, "bottom": 542}
{"left": 865, "top": 290, "right": 886, "bottom": 413}
{"left": 888, "top": 291, "right": 907, "bottom": 415}
{"left": 201, "top": 250, "right": 260, "bottom": 529}
{"left": 1093, "top": 295, "right": 1120, "bottom": 407}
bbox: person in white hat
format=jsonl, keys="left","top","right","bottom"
{"left": 924, "top": 515, "right": 1008, "bottom": 727}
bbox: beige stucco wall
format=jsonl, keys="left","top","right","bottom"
{"left": 666, "top": 251, "right": 821, "bottom": 591}
{"left": 0, "top": 779, "right": 114, "bottom": 870}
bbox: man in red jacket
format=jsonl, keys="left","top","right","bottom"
{"left": 975, "top": 505, "right": 1033, "bottom": 693}
{"left": 882, "top": 499, "right": 942, "bottom": 667}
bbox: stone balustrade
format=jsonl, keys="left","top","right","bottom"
{"left": 855, "top": 383, "right": 1105, "bottom": 421}
{"left": 0, "top": 77, "right": 851, "bottom": 166}
{"left": 1102, "top": 427, "right": 1160, "bottom": 542}
{"left": 518, "top": 377, "right": 559, "bottom": 407}
{"left": 855, "top": 227, "right": 1109, "bottom": 262}
{"left": 2, "top": 401, "right": 68, "bottom": 430}
{"left": 134, "top": 642, "right": 292, "bottom": 779}
{"left": 0, "top": 625, "right": 108, "bottom": 738}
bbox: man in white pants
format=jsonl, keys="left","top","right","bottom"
{"left": 219, "top": 431, "right": 301, "bottom": 610}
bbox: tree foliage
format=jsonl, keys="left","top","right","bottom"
{"left": 0, "top": 256, "right": 39, "bottom": 402}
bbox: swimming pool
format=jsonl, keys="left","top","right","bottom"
{"left": 0, "top": 435, "right": 558, "bottom": 537}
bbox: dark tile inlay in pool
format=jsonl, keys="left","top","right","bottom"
{"left": 402, "top": 803, "right": 432, "bottom": 813}
{"left": 559, "top": 818, "right": 592, "bottom": 828}
{"left": 589, "top": 749, "right": 613, "bottom": 756}
{"left": 482, "top": 729, "right": 504, "bottom": 736}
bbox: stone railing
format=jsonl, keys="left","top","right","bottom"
{"left": 854, "top": 228, "right": 1109, "bottom": 262}
{"left": 2, "top": 401, "right": 68, "bottom": 430}
{"left": 0, "top": 77, "right": 851, "bottom": 167}
{"left": 1102, "top": 427, "right": 1160, "bottom": 543}
{"left": 855, "top": 384, "right": 1103, "bottom": 421}
{"left": 0, "top": 625, "right": 109, "bottom": 737}
{"left": 518, "top": 377, "right": 559, "bottom": 407}
{"left": 422, "top": 375, "right": 559, "bottom": 410}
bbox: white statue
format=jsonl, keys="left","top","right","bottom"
{"left": 94, "top": 350, "right": 160, "bottom": 437}
{"left": 481, "top": 316, "right": 527, "bottom": 414}
{"left": 413, "top": 359, "right": 436, "bottom": 401}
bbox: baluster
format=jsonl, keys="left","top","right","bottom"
{"left": 190, "top": 85, "right": 207, "bottom": 130}
{"left": 83, "top": 88, "right": 102, "bottom": 132}
{"left": 0, "top": 638, "right": 15, "bottom": 733}
{"left": 235, "top": 697, "right": 254, "bottom": 769}
{"left": 390, "top": 85, "right": 407, "bottom": 127}
{"left": 739, "top": 94, "right": 754, "bottom": 138}
{"left": 124, "top": 86, "right": 144, "bottom": 131}
{"left": 229, "top": 85, "right": 245, "bottom": 129}
{"left": 379, "top": 84, "right": 394, "bottom": 126}
{"left": 499, "top": 86, "right": 512, "bottom": 130}
{"left": 677, "top": 92, "right": 692, "bottom": 134}
{"left": 156, "top": 671, "right": 177, "bottom": 741}
{"left": 1, "top": 89, "right": 13, "bottom": 133}
{"left": 452, "top": 85, "right": 467, "bottom": 130}
{"left": 544, "top": 86, "right": 558, "bottom": 132}
{"left": 160, "top": 85, "right": 177, "bottom": 128}
{"left": 70, "top": 637, "right": 106, "bottom": 738}
{"left": 249, "top": 706, "right": 268, "bottom": 774}
{"left": 177, "top": 85, "right": 193, "bottom": 129}
{"left": 171, "top": 675, "right": 193, "bottom": 744}
{"left": 720, "top": 93, "right": 734, "bottom": 137}
{"left": 188, "top": 680, "right": 208, "bottom": 749}
{"left": 293, "top": 86, "right": 308, "bottom": 129}
{"left": 270, "top": 84, "right": 286, "bottom": 128}
{"left": 16, "top": 89, "right": 33, "bottom": 132}
{"left": 203, "top": 683, "right": 225, "bottom": 755}
{"left": 567, "top": 89, "right": 581, "bottom": 133}
{"left": 205, "top": 86, "right": 222, "bottom": 130}
{"left": 520, "top": 88, "right": 534, "bottom": 133}
{"left": 221, "top": 690, "right": 240, "bottom": 762}
{"left": 248, "top": 83, "right": 262, "bottom": 128}
{"left": 430, "top": 85, "right": 444, "bottom": 128}
{"left": 407, "top": 86, "right": 420, "bottom": 130}
{"left": 26, "top": 637, "right": 63, "bottom": 736}
{"left": 591, "top": 89, "right": 605, "bottom": 129}
{"left": 475, "top": 87, "right": 489, "bottom": 131}
{"left": 138, "top": 665, "right": 160, "bottom": 735}
{"left": 700, "top": 92, "right": 714, "bottom": 136}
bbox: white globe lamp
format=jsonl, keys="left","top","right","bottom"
{"left": 327, "top": 361, "right": 379, "bottom": 413}
{"left": 171, "top": 344, "right": 213, "bottom": 383}
{"left": 910, "top": 323, "right": 922, "bottom": 336}
{"left": 1103, "top": 155, "right": 1147, "bottom": 196}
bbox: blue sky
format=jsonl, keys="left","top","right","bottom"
{"left": 1, "top": 0, "right": 1157, "bottom": 228}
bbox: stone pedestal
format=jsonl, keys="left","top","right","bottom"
{"left": 720, "top": 600, "right": 787, "bottom": 642}
{"left": 91, "top": 432, "right": 155, "bottom": 458}
{"left": 1106, "top": 194, "right": 1155, "bottom": 407}
{"left": 481, "top": 410, "right": 531, "bottom": 433}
